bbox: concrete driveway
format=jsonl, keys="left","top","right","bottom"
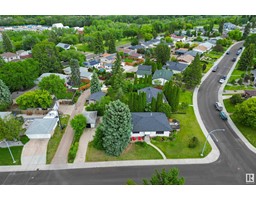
{"left": 21, "top": 139, "right": 49, "bottom": 166}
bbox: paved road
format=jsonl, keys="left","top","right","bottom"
{"left": 1, "top": 42, "right": 256, "bottom": 185}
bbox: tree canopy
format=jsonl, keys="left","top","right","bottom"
{"left": 0, "top": 79, "right": 12, "bottom": 111}
{"left": 238, "top": 44, "right": 255, "bottom": 71}
{"left": 155, "top": 43, "right": 171, "bottom": 65}
{"left": 90, "top": 71, "right": 101, "bottom": 94}
{"left": 0, "top": 116, "right": 23, "bottom": 141}
{"left": 71, "top": 114, "right": 87, "bottom": 135}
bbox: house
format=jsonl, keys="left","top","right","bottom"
{"left": 43, "top": 111, "right": 59, "bottom": 120}
{"left": 56, "top": 43, "right": 71, "bottom": 50}
{"left": 128, "top": 45, "right": 145, "bottom": 52}
{"left": 164, "top": 61, "right": 189, "bottom": 74}
{"left": 35, "top": 73, "right": 70, "bottom": 84}
{"left": 244, "top": 90, "right": 256, "bottom": 98}
{"left": 177, "top": 54, "right": 194, "bottom": 64}
{"left": 171, "top": 34, "right": 186, "bottom": 42}
{"left": 52, "top": 23, "right": 64, "bottom": 28}
{"left": 138, "top": 87, "right": 167, "bottom": 103}
{"left": 0, "top": 112, "right": 11, "bottom": 119}
{"left": 118, "top": 48, "right": 134, "bottom": 55}
{"left": 83, "top": 60, "right": 101, "bottom": 69}
{"left": 200, "top": 42, "right": 215, "bottom": 51}
{"left": 0, "top": 52, "right": 20, "bottom": 62}
{"left": 185, "top": 50, "right": 202, "bottom": 57}
{"left": 87, "top": 91, "right": 106, "bottom": 104}
{"left": 130, "top": 52, "right": 143, "bottom": 59}
{"left": 103, "top": 63, "right": 113, "bottom": 72}
{"left": 193, "top": 45, "right": 208, "bottom": 54}
{"left": 175, "top": 48, "right": 188, "bottom": 55}
{"left": 136, "top": 65, "right": 152, "bottom": 78}
{"left": 223, "top": 22, "right": 236, "bottom": 30}
{"left": 131, "top": 112, "right": 172, "bottom": 140}
{"left": 63, "top": 67, "right": 92, "bottom": 80}
{"left": 82, "top": 111, "right": 97, "bottom": 128}
{"left": 16, "top": 50, "right": 32, "bottom": 59}
{"left": 152, "top": 69, "right": 173, "bottom": 85}
{"left": 141, "top": 39, "right": 161, "bottom": 48}
{"left": 25, "top": 118, "right": 58, "bottom": 139}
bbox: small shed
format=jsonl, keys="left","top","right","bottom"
{"left": 25, "top": 118, "right": 58, "bottom": 139}
{"left": 83, "top": 111, "right": 97, "bottom": 128}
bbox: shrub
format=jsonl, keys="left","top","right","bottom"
{"left": 70, "top": 114, "right": 87, "bottom": 135}
{"left": 237, "top": 78, "right": 243, "bottom": 85}
{"left": 231, "top": 79, "right": 237, "bottom": 85}
{"left": 188, "top": 136, "right": 199, "bottom": 148}
{"left": 230, "top": 94, "right": 244, "bottom": 105}
{"left": 92, "top": 124, "right": 104, "bottom": 150}
{"left": 68, "top": 142, "right": 79, "bottom": 163}
{"left": 126, "top": 72, "right": 135, "bottom": 78}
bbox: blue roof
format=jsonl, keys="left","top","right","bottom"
{"left": 165, "top": 61, "right": 189, "bottom": 72}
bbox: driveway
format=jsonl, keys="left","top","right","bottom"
{"left": 21, "top": 139, "right": 49, "bottom": 166}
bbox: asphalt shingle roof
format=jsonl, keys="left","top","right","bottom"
{"left": 138, "top": 87, "right": 167, "bottom": 103}
{"left": 136, "top": 65, "right": 152, "bottom": 76}
{"left": 164, "top": 61, "right": 189, "bottom": 72}
{"left": 82, "top": 111, "right": 97, "bottom": 124}
{"left": 88, "top": 91, "right": 106, "bottom": 102}
{"left": 153, "top": 69, "right": 173, "bottom": 80}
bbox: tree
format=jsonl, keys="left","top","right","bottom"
{"left": 228, "top": 29, "right": 242, "bottom": 41}
{"left": 213, "top": 44, "right": 224, "bottom": 52}
{"left": 111, "top": 52, "right": 125, "bottom": 92}
{"left": 127, "top": 168, "right": 185, "bottom": 185}
{"left": 32, "top": 41, "right": 62, "bottom": 74}
{"left": 59, "top": 50, "right": 86, "bottom": 66}
{"left": 183, "top": 54, "right": 202, "bottom": 89}
{"left": 242, "top": 23, "right": 251, "bottom": 39}
{"left": 102, "top": 100, "right": 132, "bottom": 156}
{"left": 155, "top": 43, "right": 170, "bottom": 65}
{"left": 0, "top": 79, "right": 12, "bottom": 111}
{"left": 0, "top": 59, "right": 40, "bottom": 92}
{"left": 16, "top": 89, "right": 52, "bottom": 110}
{"left": 70, "top": 59, "right": 81, "bottom": 86}
{"left": 107, "top": 35, "right": 116, "bottom": 53}
{"left": 219, "top": 20, "right": 224, "bottom": 34}
{"left": 61, "top": 34, "right": 79, "bottom": 45}
{"left": 93, "top": 32, "right": 104, "bottom": 54}
{"left": 233, "top": 98, "right": 256, "bottom": 128}
{"left": 230, "top": 94, "right": 244, "bottom": 105}
{"left": 22, "top": 34, "right": 40, "bottom": 50}
{"left": 38, "top": 74, "right": 66, "bottom": 99}
{"left": 0, "top": 57, "right": 5, "bottom": 67}
{"left": 2, "top": 32, "right": 15, "bottom": 52}
{"left": 238, "top": 44, "right": 255, "bottom": 71}
{"left": 0, "top": 116, "right": 23, "bottom": 141}
{"left": 163, "top": 81, "right": 180, "bottom": 112}
{"left": 90, "top": 71, "right": 101, "bottom": 94}
{"left": 92, "top": 124, "right": 104, "bottom": 150}
{"left": 202, "top": 63, "right": 207, "bottom": 72}
{"left": 244, "top": 34, "right": 256, "bottom": 47}
{"left": 71, "top": 114, "right": 87, "bottom": 135}
{"left": 158, "top": 103, "right": 172, "bottom": 118}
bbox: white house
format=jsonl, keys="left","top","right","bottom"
{"left": 152, "top": 69, "right": 173, "bottom": 86}
{"left": 131, "top": 112, "right": 172, "bottom": 141}
{"left": 35, "top": 73, "right": 70, "bottom": 84}
{"left": 52, "top": 23, "right": 64, "bottom": 28}
{"left": 0, "top": 52, "right": 20, "bottom": 62}
{"left": 171, "top": 34, "right": 186, "bottom": 42}
{"left": 63, "top": 67, "right": 92, "bottom": 80}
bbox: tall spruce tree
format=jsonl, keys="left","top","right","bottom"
{"left": 163, "top": 81, "right": 180, "bottom": 112}
{"left": 102, "top": 100, "right": 132, "bottom": 156}
{"left": 219, "top": 20, "right": 224, "bottom": 34}
{"left": 2, "top": 32, "right": 15, "bottom": 52}
{"left": 0, "top": 79, "right": 12, "bottom": 111}
{"left": 242, "top": 23, "right": 251, "bottom": 39}
{"left": 93, "top": 32, "right": 104, "bottom": 54}
{"left": 90, "top": 71, "right": 101, "bottom": 94}
{"left": 155, "top": 43, "right": 170, "bottom": 65}
{"left": 108, "top": 35, "right": 116, "bottom": 54}
{"left": 238, "top": 44, "right": 255, "bottom": 71}
{"left": 70, "top": 59, "right": 81, "bottom": 86}
{"left": 111, "top": 52, "right": 125, "bottom": 91}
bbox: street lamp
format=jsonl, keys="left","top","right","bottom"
{"left": 200, "top": 129, "right": 225, "bottom": 157}
{"left": 0, "top": 139, "right": 16, "bottom": 163}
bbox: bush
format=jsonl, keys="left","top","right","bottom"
{"left": 188, "top": 136, "right": 199, "bottom": 148}
{"left": 230, "top": 94, "right": 244, "bottom": 105}
{"left": 92, "top": 124, "right": 104, "bottom": 150}
{"left": 126, "top": 72, "right": 135, "bottom": 78}
{"left": 68, "top": 142, "right": 79, "bottom": 163}
{"left": 237, "top": 78, "right": 243, "bottom": 85}
{"left": 231, "top": 79, "right": 237, "bottom": 85}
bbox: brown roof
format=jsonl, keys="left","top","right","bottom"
{"left": 130, "top": 53, "right": 142, "bottom": 58}
{"left": 245, "top": 90, "right": 256, "bottom": 96}
{"left": 171, "top": 34, "right": 185, "bottom": 39}
{"left": 1, "top": 52, "right": 17, "bottom": 58}
{"left": 177, "top": 54, "right": 194, "bottom": 63}
{"left": 102, "top": 53, "right": 111, "bottom": 57}
{"left": 193, "top": 45, "right": 207, "bottom": 52}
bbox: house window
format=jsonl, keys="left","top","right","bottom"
{"left": 156, "top": 131, "right": 164, "bottom": 135}
{"left": 133, "top": 132, "right": 139, "bottom": 134}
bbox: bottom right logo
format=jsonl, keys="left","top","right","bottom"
{"left": 246, "top": 173, "right": 255, "bottom": 184}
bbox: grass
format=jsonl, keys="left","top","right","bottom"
{"left": 116, "top": 38, "right": 131, "bottom": 47}
{"left": 231, "top": 115, "right": 256, "bottom": 147}
{"left": 179, "top": 90, "right": 193, "bottom": 105}
{"left": 86, "top": 142, "right": 162, "bottom": 161}
{"left": 124, "top": 58, "right": 134, "bottom": 63}
{"left": 223, "top": 99, "right": 236, "bottom": 113}
{"left": 224, "top": 85, "right": 254, "bottom": 91}
{"left": 75, "top": 43, "right": 93, "bottom": 52}
{"left": 46, "top": 115, "right": 70, "bottom": 164}
{"left": 0, "top": 135, "right": 30, "bottom": 166}
{"left": 151, "top": 106, "right": 212, "bottom": 158}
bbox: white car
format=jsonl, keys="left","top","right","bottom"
{"left": 219, "top": 78, "right": 225, "bottom": 84}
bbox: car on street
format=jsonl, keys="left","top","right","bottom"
{"left": 232, "top": 57, "right": 236, "bottom": 62}
{"left": 219, "top": 76, "right": 226, "bottom": 84}
{"left": 226, "top": 51, "right": 230, "bottom": 55}
{"left": 236, "top": 50, "right": 242, "bottom": 55}
{"left": 215, "top": 102, "right": 223, "bottom": 111}
{"left": 212, "top": 65, "right": 218, "bottom": 72}
{"left": 219, "top": 111, "right": 228, "bottom": 120}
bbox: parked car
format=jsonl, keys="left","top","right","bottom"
{"left": 219, "top": 78, "right": 225, "bottom": 84}
{"left": 219, "top": 111, "right": 228, "bottom": 120}
{"left": 236, "top": 49, "right": 242, "bottom": 55}
{"left": 226, "top": 51, "right": 230, "bottom": 55}
{"left": 239, "top": 46, "right": 243, "bottom": 50}
{"left": 212, "top": 65, "right": 218, "bottom": 72}
{"left": 232, "top": 57, "right": 236, "bottom": 62}
{"left": 215, "top": 102, "right": 223, "bottom": 111}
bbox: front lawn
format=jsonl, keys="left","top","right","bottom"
{"left": 224, "top": 85, "right": 254, "bottom": 91}
{"left": 86, "top": 142, "right": 162, "bottom": 161}
{"left": 151, "top": 106, "right": 212, "bottom": 158}
{"left": 75, "top": 43, "right": 93, "bottom": 52}
{"left": 223, "top": 99, "right": 236, "bottom": 113}
{"left": 116, "top": 38, "right": 131, "bottom": 47}
{"left": 179, "top": 89, "right": 193, "bottom": 105}
{"left": 46, "top": 115, "right": 70, "bottom": 164}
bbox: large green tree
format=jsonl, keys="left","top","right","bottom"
{"left": 228, "top": 29, "right": 242, "bottom": 41}
{"left": 38, "top": 74, "right": 66, "bottom": 99}
{"left": 163, "top": 81, "right": 180, "bottom": 112}
{"left": 242, "top": 23, "right": 251, "bottom": 40}
{"left": 71, "top": 114, "right": 87, "bottom": 135}
{"left": 32, "top": 41, "right": 62, "bottom": 74}
{"left": 244, "top": 34, "right": 256, "bottom": 47}
{"left": 0, "top": 59, "right": 40, "bottom": 92}
{"left": 59, "top": 50, "right": 85, "bottom": 66}
{"left": 233, "top": 98, "right": 256, "bottom": 128}
{"left": 0, "top": 79, "right": 12, "bottom": 111}
{"left": 16, "top": 89, "right": 52, "bottom": 110}
{"left": 2, "top": 32, "right": 15, "bottom": 52}
{"left": 90, "top": 71, "right": 101, "bottom": 94}
{"left": 238, "top": 44, "right": 255, "bottom": 71}
{"left": 102, "top": 100, "right": 132, "bottom": 156}
{"left": 93, "top": 32, "right": 104, "bottom": 54}
{"left": 0, "top": 116, "right": 23, "bottom": 141}
{"left": 219, "top": 20, "right": 224, "bottom": 34}
{"left": 183, "top": 54, "right": 202, "bottom": 89}
{"left": 22, "top": 34, "right": 40, "bottom": 50}
{"left": 107, "top": 35, "right": 116, "bottom": 54}
{"left": 70, "top": 59, "right": 81, "bottom": 86}
{"left": 155, "top": 43, "right": 171, "bottom": 65}
{"left": 0, "top": 57, "right": 5, "bottom": 67}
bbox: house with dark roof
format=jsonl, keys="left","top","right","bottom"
{"left": 128, "top": 45, "right": 145, "bottom": 51}
{"left": 131, "top": 112, "right": 172, "bottom": 140}
{"left": 83, "top": 60, "right": 101, "bottom": 68}
{"left": 138, "top": 87, "right": 167, "bottom": 103}
{"left": 185, "top": 50, "right": 202, "bottom": 57}
{"left": 87, "top": 91, "right": 106, "bottom": 104}
{"left": 56, "top": 43, "right": 71, "bottom": 50}
{"left": 136, "top": 65, "right": 152, "bottom": 78}
{"left": 175, "top": 48, "right": 188, "bottom": 55}
{"left": 164, "top": 61, "right": 189, "bottom": 74}
{"left": 152, "top": 69, "right": 173, "bottom": 85}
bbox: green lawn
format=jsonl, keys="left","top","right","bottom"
{"left": 224, "top": 85, "right": 254, "bottom": 91}
{"left": 75, "top": 43, "right": 93, "bottom": 52}
{"left": 124, "top": 58, "right": 134, "bottom": 63}
{"left": 86, "top": 142, "right": 162, "bottom": 162}
{"left": 223, "top": 99, "right": 236, "bottom": 113}
{"left": 46, "top": 115, "right": 70, "bottom": 164}
{"left": 116, "top": 38, "right": 131, "bottom": 47}
{"left": 231, "top": 116, "right": 256, "bottom": 147}
{"left": 151, "top": 106, "right": 212, "bottom": 158}
{"left": 179, "top": 90, "right": 193, "bottom": 105}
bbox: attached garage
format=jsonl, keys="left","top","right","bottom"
{"left": 83, "top": 111, "right": 97, "bottom": 128}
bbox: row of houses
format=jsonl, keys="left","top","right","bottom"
{"left": 0, "top": 50, "right": 32, "bottom": 62}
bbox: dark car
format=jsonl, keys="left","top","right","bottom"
{"left": 220, "top": 111, "right": 228, "bottom": 120}
{"left": 232, "top": 57, "right": 236, "bottom": 62}
{"left": 226, "top": 51, "right": 230, "bottom": 55}
{"left": 221, "top": 75, "right": 227, "bottom": 80}
{"left": 239, "top": 46, "right": 243, "bottom": 50}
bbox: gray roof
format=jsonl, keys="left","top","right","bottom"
{"left": 25, "top": 118, "right": 58, "bottom": 136}
{"left": 185, "top": 50, "right": 202, "bottom": 57}
{"left": 56, "top": 43, "right": 71, "bottom": 49}
{"left": 153, "top": 69, "right": 173, "bottom": 80}
{"left": 0, "top": 112, "right": 11, "bottom": 119}
{"left": 35, "top": 73, "right": 69, "bottom": 84}
{"left": 82, "top": 111, "right": 97, "bottom": 124}
{"left": 175, "top": 49, "right": 188, "bottom": 54}
{"left": 88, "top": 91, "right": 106, "bottom": 102}
{"left": 136, "top": 65, "right": 152, "bottom": 76}
{"left": 164, "top": 61, "right": 189, "bottom": 72}
{"left": 138, "top": 87, "right": 167, "bottom": 103}
{"left": 129, "top": 45, "right": 145, "bottom": 50}
{"left": 131, "top": 112, "right": 171, "bottom": 132}
{"left": 63, "top": 67, "right": 92, "bottom": 79}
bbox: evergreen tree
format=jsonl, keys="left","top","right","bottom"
{"left": 111, "top": 52, "right": 125, "bottom": 91}
{"left": 93, "top": 32, "right": 104, "bottom": 54}
{"left": 242, "top": 23, "right": 251, "bottom": 39}
{"left": 70, "top": 59, "right": 81, "bottom": 86}
{"left": 2, "top": 32, "right": 15, "bottom": 52}
{"left": 0, "top": 79, "right": 12, "bottom": 111}
{"left": 0, "top": 56, "right": 5, "bottom": 67}
{"left": 156, "top": 92, "right": 163, "bottom": 111}
{"left": 238, "top": 44, "right": 255, "bottom": 71}
{"left": 90, "top": 71, "right": 101, "bottom": 94}
{"left": 151, "top": 97, "right": 157, "bottom": 112}
{"left": 108, "top": 35, "right": 116, "bottom": 53}
{"left": 102, "top": 100, "right": 132, "bottom": 156}
{"left": 92, "top": 124, "right": 104, "bottom": 150}
{"left": 219, "top": 20, "right": 224, "bottom": 34}
{"left": 163, "top": 81, "right": 180, "bottom": 112}
{"left": 155, "top": 43, "right": 170, "bottom": 65}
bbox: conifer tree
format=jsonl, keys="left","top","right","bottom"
{"left": 91, "top": 71, "right": 101, "bottom": 94}
{"left": 238, "top": 44, "right": 255, "bottom": 71}
{"left": 70, "top": 59, "right": 81, "bottom": 86}
{"left": 2, "top": 32, "right": 15, "bottom": 52}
